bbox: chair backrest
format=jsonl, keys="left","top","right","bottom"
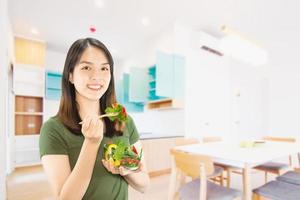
{"left": 170, "top": 149, "right": 214, "bottom": 179}
{"left": 202, "top": 136, "right": 223, "bottom": 143}
{"left": 175, "top": 137, "right": 199, "bottom": 146}
{"left": 263, "top": 136, "right": 296, "bottom": 143}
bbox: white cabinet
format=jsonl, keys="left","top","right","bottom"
{"left": 15, "top": 135, "right": 40, "bottom": 167}
{"left": 141, "top": 137, "right": 181, "bottom": 176}
{"left": 185, "top": 50, "right": 231, "bottom": 138}
{"left": 13, "top": 64, "right": 45, "bottom": 97}
{"left": 13, "top": 64, "right": 44, "bottom": 167}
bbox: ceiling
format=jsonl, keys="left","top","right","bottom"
{"left": 8, "top": 0, "right": 300, "bottom": 62}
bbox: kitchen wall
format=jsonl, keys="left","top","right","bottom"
{"left": 116, "top": 23, "right": 269, "bottom": 140}
{"left": 171, "top": 23, "right": 267, "bottom": 141}
{"left": 0, "top": 0, "right": 14, "bottom": 198}
{"left": 268, "top": 36, "right": 300, "bottom": 141}
{"left": 251, "top": 1, "right": 300, "bottom": 141}
{"left": 116, "top": 24, "right": 186, "bottom": 136}
{"left": 43, "top": 49, "right": 65, "bottom": 121}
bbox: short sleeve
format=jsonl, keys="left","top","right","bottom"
{"left": 128, "top": 116, "right": 140, "bottom": 145}
{"left": 39, "top": 118, "right": 68, "bottom": 158}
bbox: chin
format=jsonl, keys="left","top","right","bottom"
{"left": 80, "top": 92, "right": 104, "bottom": 101}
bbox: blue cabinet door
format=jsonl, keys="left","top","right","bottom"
{"left": 115, "top": 79, "right": 125, "bottom": 105}
{"left": 129, "top": 67, "right": 148, "bottom": 102}
{"left": 156, "top": 51, "right": 174, "bottom": 97}
{"left": 173, "top": 54, "right": 185, "bottom": 99}
{"left": 115, "top": 74, "right": 144, "bottom": 113}
{"left": 45, "top": 71, "right": 62, "bottom": 100}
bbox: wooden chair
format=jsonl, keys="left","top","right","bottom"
{"left": 254, "top": 136, "right": 296, "bottom": 183}
{"left": 252, "top": 168, "right": 300, "bottom": 199}
{"left": 202, "top": 136, "right": 242, "bottom": 188}
{"left": 168, "top": 149, "right": 241, "bottom": 200}
{"left": 175, "top": 137, "right": 199, "bottom": 146}
{"left": 252, "top": 180, "right": 300, "bottom": 200}
{"left": 276, "top": 168, "right": 300, "bottom": 186}
{"left": 175, "top": 137, "right": 224, "bottom": 186}
{"left": 202, "top": 136, "right": 223, "bottom": 143}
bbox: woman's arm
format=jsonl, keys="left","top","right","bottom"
{"left": 42, "top": 115, "right": 103, "bottom": 200}
{"left": 42, "top": 139, "right": 100, "bottom": 200}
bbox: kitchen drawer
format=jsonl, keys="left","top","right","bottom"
{"left": 15, "top": 115, "right": 42, "bottom": 135}
{"left": 15, "top": 96, "right": 43, "bottom": 112}
{"left": 15, "top": 135, "right": 39, "bottom": 151}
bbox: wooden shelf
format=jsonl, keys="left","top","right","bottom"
{"left": 146, "top": 98, "right": 183, "bottom": 110}
{"left": 15, "top": 112, "right": 43, "bottom": 116}
{"left": 15, "top": 96, "right": 43, "bottom": 112}
{"left": 15, "top": 95, "right": 43, "bottom": 136}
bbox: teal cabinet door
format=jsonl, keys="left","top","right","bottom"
{"left": 115, "top": 79, "right": 125, "bottom": 105}
{"left": 129, "top": 67, "right": 148, "bottom": 102}
{"left": 173, "top": 55, "right": 185, "bottom": 99}
{"left": 156, "top": 51, "right": 173, "bottom": 97}
{"left": 115, "top": 74, "right": 143, "bottom": 112}
{"left": 45, "top": 71, "right": 62, "bottom": 100}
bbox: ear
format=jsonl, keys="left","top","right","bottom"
{"left": 69, "top": 73, "right": 74, "bottom": 84}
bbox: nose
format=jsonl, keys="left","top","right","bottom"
{"left": 90, "top": 68, "right": 102, "bottom": 81}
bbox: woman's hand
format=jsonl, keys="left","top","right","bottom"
{"left": 101, "top": 159, "right": 144, "bottom": 176}
{"left": 81, "top": 115, "right": 104, "bottom": 144}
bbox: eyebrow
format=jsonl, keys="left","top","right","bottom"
{"left": 78, "top": 61, "right": 110, "bottom": 66}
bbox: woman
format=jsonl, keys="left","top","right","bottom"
{"left": 39, "top": 38, "right": 150, "bottom": 200}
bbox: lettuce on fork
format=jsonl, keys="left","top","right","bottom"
{"left": 105, "top": 103, "right": 128, "bottom": 122}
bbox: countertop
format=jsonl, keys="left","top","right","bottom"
{"left": 139, "top": 132, "right": 184, "bottom": 140}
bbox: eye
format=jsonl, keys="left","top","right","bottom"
{"left": 81, "top": 66, "right": 91, "bottom": 70}
{"left": 101, "top": 66, "right": 109, "bottom": 71}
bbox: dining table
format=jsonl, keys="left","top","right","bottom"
{"left": 174, "top": 141, "right": 300, "bottom": 200}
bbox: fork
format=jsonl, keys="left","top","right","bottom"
{"left": 79, "top": 112, "right": 119, "bottom": 124}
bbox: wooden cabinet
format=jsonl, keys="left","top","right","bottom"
{"left": 146, "top": 98, "right": 183, "bottom": 110}
{"left": 141, "top": 137, "right": 182, "bottom": 177}
{"left": 14, "top": 95, "right": 43, "bottom": 166}
{"left": 15, "top": 96, "right": 43, "bottom": 135}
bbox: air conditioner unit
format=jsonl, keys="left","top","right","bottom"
{"left": 190, "top": 31, "right": 223, "bottom": 56}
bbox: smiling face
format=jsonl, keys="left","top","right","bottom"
{"left": 69, "top": 46, "right": 111, "bottom": 101}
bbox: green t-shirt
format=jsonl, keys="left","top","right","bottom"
{"left": 39, "top": 115, "right": 139, "bottom": 200}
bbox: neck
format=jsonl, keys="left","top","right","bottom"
{"left": 76, "top": 93, "right": 101, "bottom": 119}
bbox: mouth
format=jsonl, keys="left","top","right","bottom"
{"left": 87, "top": 84, "right": 104, "bottom": 91}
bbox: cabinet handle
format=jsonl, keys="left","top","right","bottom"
{"left": 27, "top": 123, "right": 36, "bottom": 128}
{"left": 27, "top": 108, "right": 35, "bottom": 112}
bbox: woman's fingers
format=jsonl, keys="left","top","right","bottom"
{"left": 101, "top": 159, "right": 142, "bottom": 176}
{"left": 102, "top": 159, "right": 119, "bottom": 174}
{"left": 82, "top": 116, "right": 90, "bottom": 130}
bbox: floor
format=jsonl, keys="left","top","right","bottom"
{"left": 6, "top": 165, "right": 278, "bottom": 200}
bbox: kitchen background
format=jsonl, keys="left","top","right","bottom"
{"left": 1, "top": 0, "right": 300, "bottom": 199}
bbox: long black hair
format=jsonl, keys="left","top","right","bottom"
{"left": 56, "top": 37, "right": 121, "bottom": 137}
